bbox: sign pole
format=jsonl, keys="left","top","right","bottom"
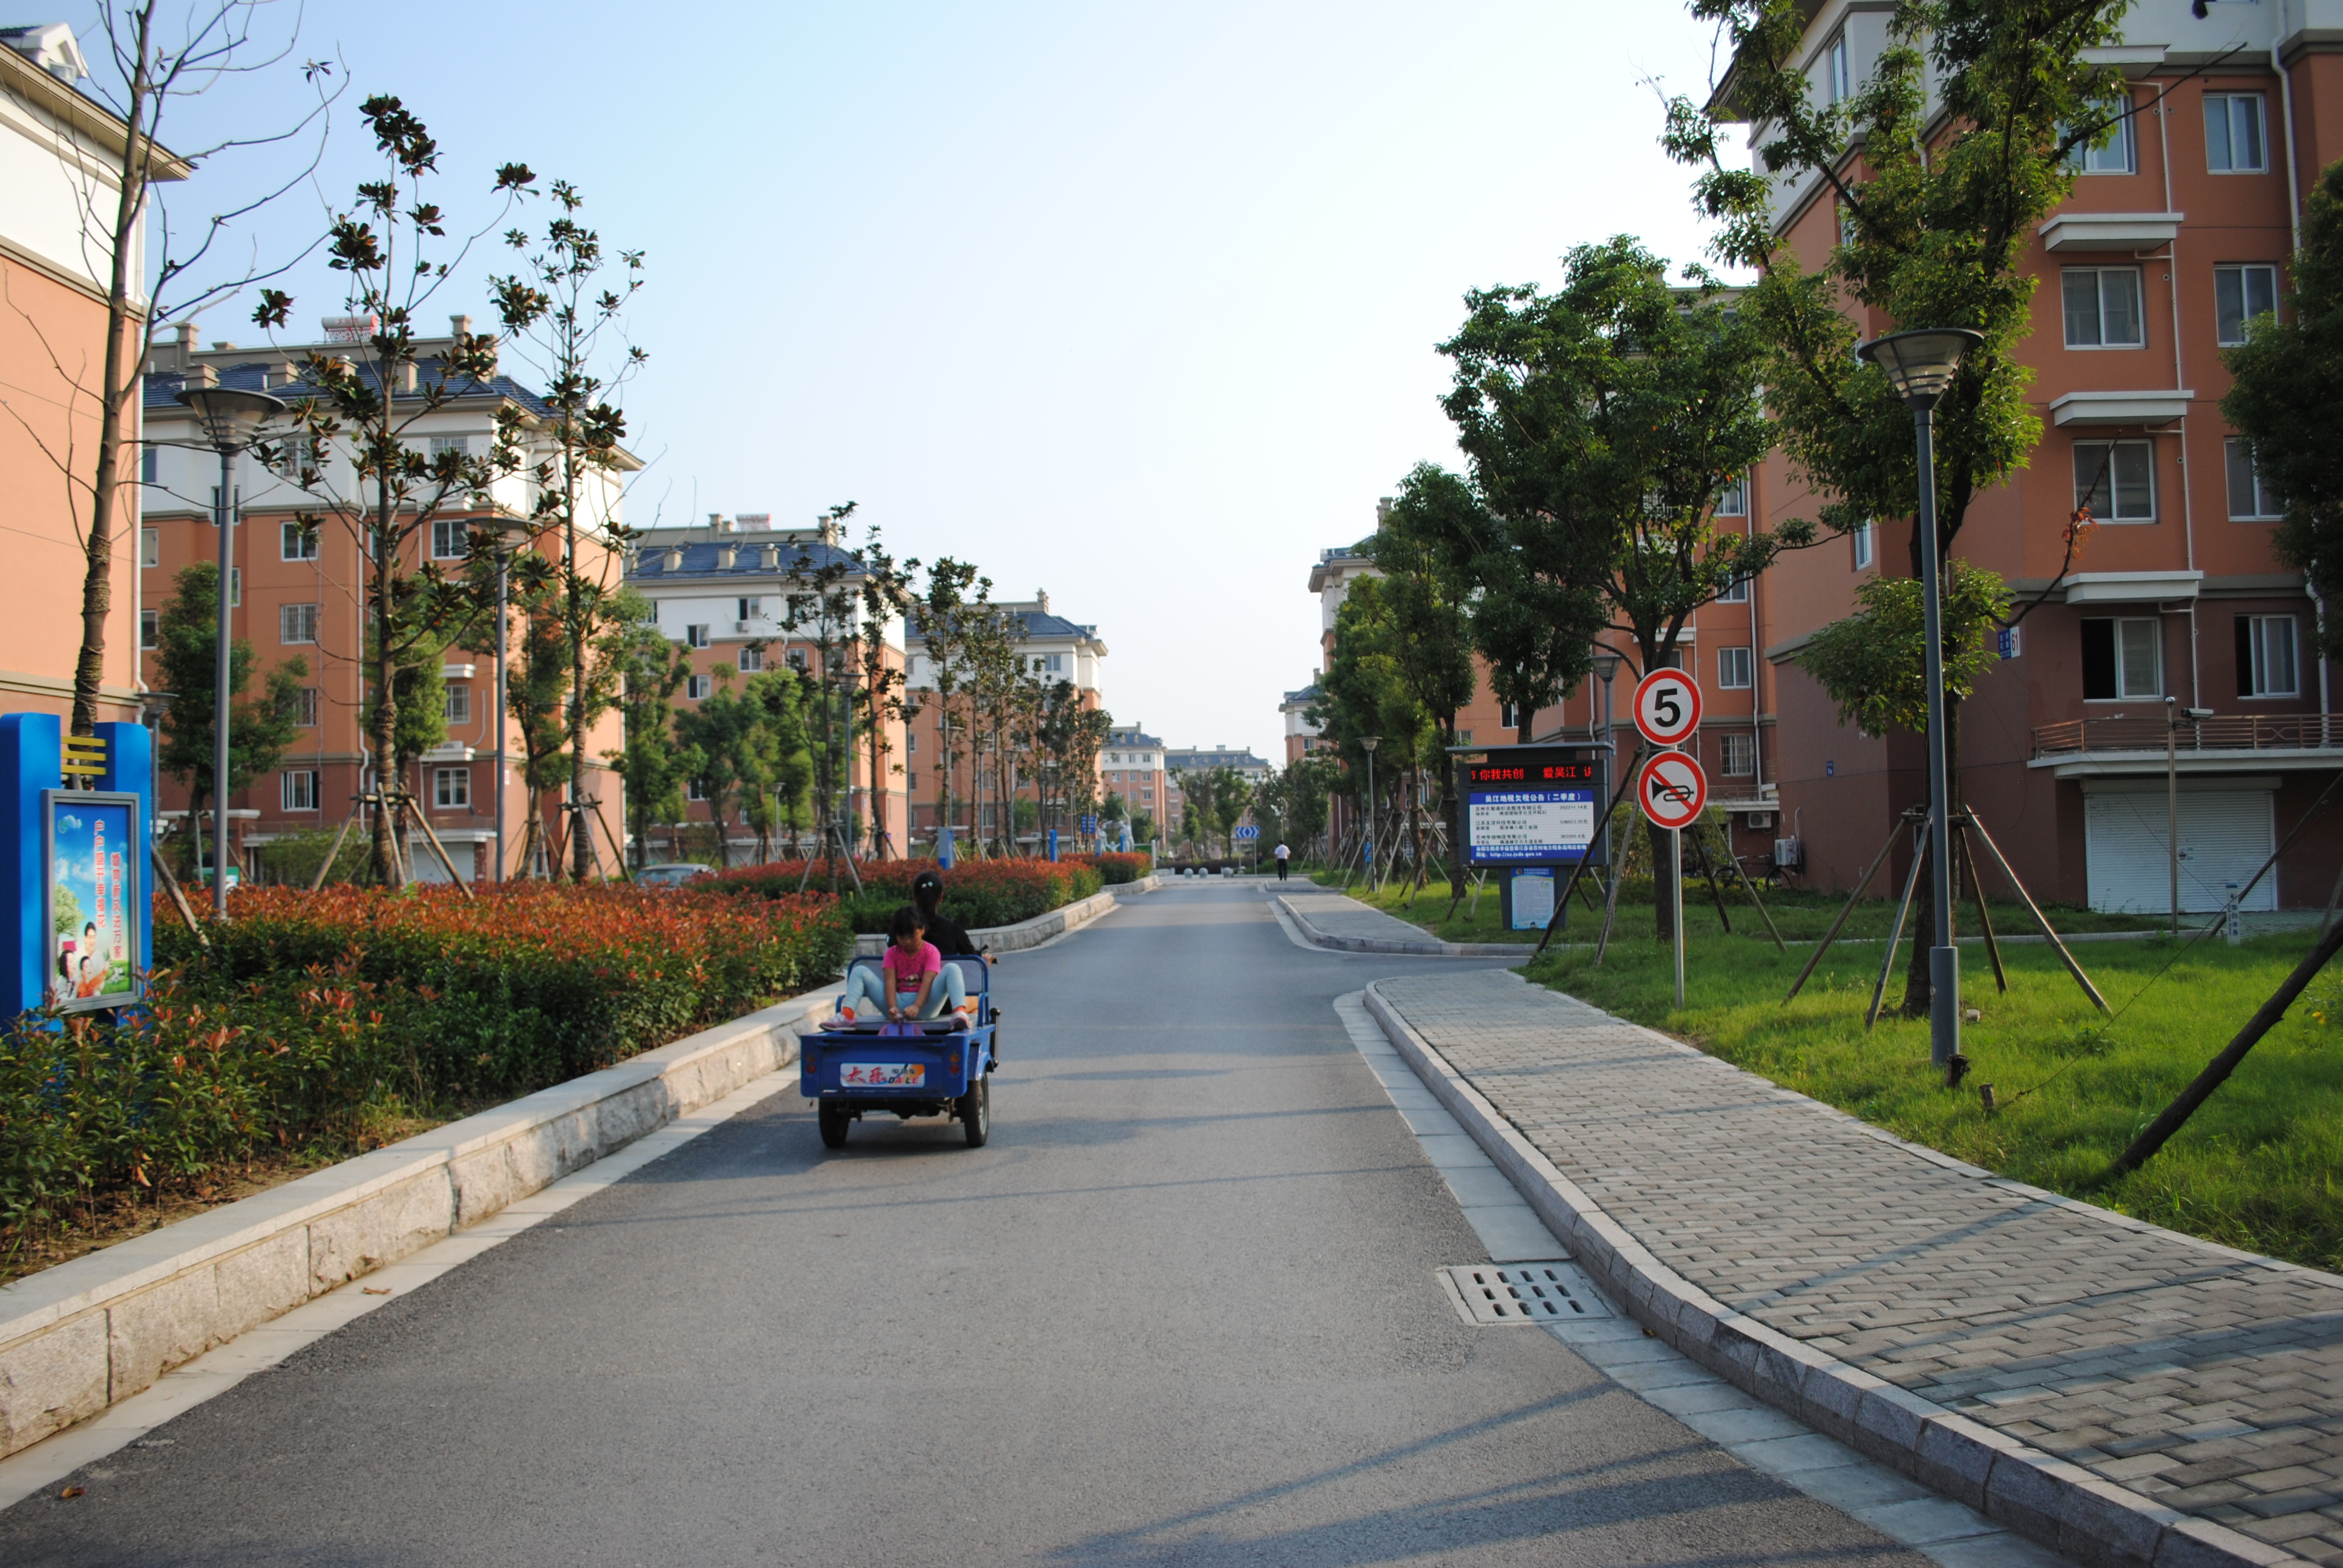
{"left": 1672, "top": 825, "right": 1685, "bottom": 1008}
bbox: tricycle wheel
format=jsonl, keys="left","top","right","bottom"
{"left": 958, "top": 1074, "right": 990, "bottom": 1148}
{"left": 818, "top": 1101, "right": 851, "bottom": 1149}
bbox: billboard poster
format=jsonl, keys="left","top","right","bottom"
{"left": 44, "top": 790, "right": 141, "bottom": 1011}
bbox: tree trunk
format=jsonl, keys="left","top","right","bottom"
{"left": 1899, "top": 698, "right": 1963, "bottom": 1017}
{"left": 71, "top": 5, "right": 157, "bottom": 739}
{"left": 369, "top": 511, "right": 402, "bottom": 886}
{"left": 1648, "top": 817, "right": 1677, "bottom": 941}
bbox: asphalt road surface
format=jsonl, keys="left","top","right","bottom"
{"left": 0, "top": 881, "right": 1931, "bottom": 1566}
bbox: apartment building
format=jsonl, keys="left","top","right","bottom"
{"left": 1103, "top": 725, "right": 1167, "bottom": 834}
{"left": 1722, "top": 0, "right": 2343, "bottom": 911}
{"left": 623, "top": 512, "right": 908, "bottom": 862}
{"left": 1165, "top": 744, "right": 1273, "bottom": 842}
{"left": 0, "top": 24, "right": 180, "bottom": 728}
{"left": 140, "top": 320, "right": 634, "bottom": 881}
{"left": 902, "top": 592, "right": 1106, "bottom": 848}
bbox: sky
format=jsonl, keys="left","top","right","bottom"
{"left": 119, "top": 0, "right": 1737, "bottom": 764}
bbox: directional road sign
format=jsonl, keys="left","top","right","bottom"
{"left": 1637, "top": 750, "right": 1709, "bottom": 831}
{"left": 1234, "top": 825, "right": 1261, "bottom": 841}
{"left": 1632, "top": 667, "right": 1702, "bottom": 748}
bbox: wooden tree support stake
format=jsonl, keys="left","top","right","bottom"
{"left": 1782, "top": 812, "right": 1912, "bottom": 1005}
{"left": 151, "top": 842, "right": 207, "bottom": 948}
{"left": 1866, "top": 825, "right": 1929, "bottom": 1029}
{"left": 1963, "top": 812, "right": 2108, "bottom": 1014}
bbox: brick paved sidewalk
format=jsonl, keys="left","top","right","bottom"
{"left": 1374, "top": 969, "right": 2343, "bottom": 1567}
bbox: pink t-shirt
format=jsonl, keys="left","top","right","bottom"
{"left": 883, "top": 940, "right": 942, "bottom": 994}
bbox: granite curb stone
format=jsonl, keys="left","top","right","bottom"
{"left": 1274, "top": 891, "right": 1532, "bottom": 957}
{"left": 0, "top": 980, "right": 840, "bottom": 1458}
{"left": 1361, "top": 978, "right": 2304, "bottom": 1568}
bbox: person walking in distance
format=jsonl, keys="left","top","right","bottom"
{"left": 1274, "top": 841, "right": 1290, "bottom": 881}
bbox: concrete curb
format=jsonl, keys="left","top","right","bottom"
{"left": 1274, "top": 893, "right": 1530, "bottom": 958}
{"left": 0, "top": 982, "right": 841, "bottom": 1461}
{"left": 1360, "top": 978, "right": 2299, "bottom": 1568}
{"left": 853, "top": 874, "right": 1159, "bottom": 958}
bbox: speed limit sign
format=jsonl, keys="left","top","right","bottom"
{"left": 1633, "top": 667, "right": 1702, "bottom": 747}
{"left": 1637, "top": 750, "right": 1709, "bottom": 831}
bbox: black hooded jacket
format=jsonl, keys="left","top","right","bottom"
{"left": 911, "top": 871, "right": 983, "bottom": 956}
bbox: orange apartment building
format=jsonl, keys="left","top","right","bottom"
{"left": 902, "top": 593, "right": 1106, "bottom": 851}
{"left": 1309, "top": 2, "right": 2343, "bottom": 912}
{"left": 623, "top": 513, "right": 908, "bottom": 863}
{"left": 1729, "top": 0, "right": 2343, "bottom": 912}
{"left": 0, "top": 25, "right": 177, "bottom": 731}
{"left": 1103, "top": 725, "right": 1166, "bottom": 842}
{"left": 139, "top": 322, "right": 634, "bottom": 881}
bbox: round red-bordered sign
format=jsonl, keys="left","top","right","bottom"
{"left": 1637, "top": 750, "right": 1709, "bottom": 831}
{"left": 1632, "top": 667, "right": 1702, "bottom": 747}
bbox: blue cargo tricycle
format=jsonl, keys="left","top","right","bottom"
{"left": 800, "top": 954, "right": 997, "bottom": 1149}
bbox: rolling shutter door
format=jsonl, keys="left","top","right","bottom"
{"left": 2085, "top": 789, "right": 2276, "bottom": 913}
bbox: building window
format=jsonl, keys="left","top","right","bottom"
{"left": 295, "top": 687, "right": 320, "bottom": 727}
{"left": 431, "top": 519, "right": 468, "bottom": 560}
{"left": 139, "top": 610, "right": 159, "bottom": 648}
{"left": 1715, "top": 474, "right": 1748, "bottom": 517}
{"left": 2227, "top": 437, "right": 2281, "bottom": 520}
{"left": 1716, "top": 574, "right": 1750, "bottom": 603}
{"left": 229, "top": 567, "right": 240, "bottom": 607}
{"left": 1498, "top": 702, "right": 1518, "bottom": 730}
{"left": 686, "top": 675, "right": 710, "bottom": 701}
{"left": 2214, "top": 264, "right": 2280, "bottom": 346}
{"left": 737, "top": 597, "right": 761, "bottom": 621}
{"left": 2238, "top": 614, "right": 2299, "bottom": 697}
{"left": 2205, "top": 92, "right": 2267, "bottom": 174}
{"left": 2062, "top": 267, "right": 2145, "bottom": 347}
{"left": 907, "top": 771, "right": 918, "bottom": 791}
{"left": 1824, "top": 30, "right": 1849, "bottom": 105}
{"left": 433, "top": 766, "right": 470, "bottom": 809}
{"left": 140, "top": 526, "right": 159, "bottom": 567}
{"left": 282, "top": 769, "right": 319, "bottom": 811}
{"left": 2082, "top": 616, "right": 2163, "bottom": 699}
{"left": 2074, "top": 439, "right": 2156, "bottom": 522}
{"left": 1997, "top": 626, "right": 2022, "bottom": 661}
{"left": 684, "top": 624, "right": 710, "bottom": 648}
{"left": 1853, "top": 521, "right": 1874, "bottom": 570}
{"left": 1717, "top": 647, "right": 1754, "bottom": 690}
{"left": 739, "top": 645, "right": 764, "bottom": 673}
{"left": 428, "top": 434, "right": 470, "bottom": 460}
{"left": 140, "top": 447, "right": 158, "bottom": 485}
{"left": 1719, "top": 731, "right": 1755, "bottom": 777}
{"left": 280, "top": 602, "right": 319, "bottom": 644}
{"left": 686, "top": 778, "right": 707, "bottom": 802}
{"left": 787, "top": 648, "right": 807, "bottom": 671}
{"left": 444, "top": 685, "right": 470, "bottom": 724}
{"left": 2068, "top": 96, "right": 2136, "bottom": 174}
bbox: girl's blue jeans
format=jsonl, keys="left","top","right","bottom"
{"left": 846, "top": 962, "right": 967, "bottom": 1019}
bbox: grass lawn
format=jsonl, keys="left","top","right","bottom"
{"left": 1520, "top": 926, "right": 2343, "bottom": 1273}
{"left": 1310, "top": 868, "right": 2163, "bottom": 946}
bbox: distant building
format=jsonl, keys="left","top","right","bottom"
{"left": 1281, "top": 682, "right": 1325, "bottom": 763}
{"left": 1103, "top": 725, "right": 1165, "bottom": 839}
{"left": 1165, "top": 744, "right": 1271, "bottom": 841}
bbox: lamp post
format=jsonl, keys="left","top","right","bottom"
{"left": 1856, "top": 328, "right": 1982, "bottom": 1070}
{"left": 1591, "top": 649, "right": 1624, "bottom": 911}
{"left": 1360, "top": 736, "right": 1380, "bottom": 889}
{"left": 2166, "top": 697, "right": 2215, "bottom": 936}
{"left": 175, "top": 367, "right": 284, "bottom": 919}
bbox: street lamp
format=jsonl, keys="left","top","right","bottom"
{"left": 1856, "top": 327, "right": 1981, "bottom": 1073}
{"left": 175, "top": 366, "right": 284, "bottom": 919}
{"left": 1360, "top": 736, "right": 1380, "bottom": 889}
{"left": 2166, "top": 697, "right": 2215, "bottom": 937}
{"left": 1591, "top": 649, "right": 1623, "bottom": 748}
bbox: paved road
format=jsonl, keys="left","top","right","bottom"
{"left": 0, "top": 883, "right": 1928, "bottom": 1566}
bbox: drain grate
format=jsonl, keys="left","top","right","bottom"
{"left": 1437, "top": 1261, "right": 1611, "bottom": 1324}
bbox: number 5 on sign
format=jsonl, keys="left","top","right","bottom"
{"left": 1633, "top": 668, "right": 1702, "bottom": 747}
{"left": 1637, "top": 751, "right": 1708, "bottom": 831}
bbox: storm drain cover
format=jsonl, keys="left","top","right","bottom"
{"left": 1438, "top": 1262, "right": 1611, "bottom": 1324}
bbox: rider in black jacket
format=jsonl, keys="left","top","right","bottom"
{"left": 911, "top": 869, "right": 996, "bottom": 1058}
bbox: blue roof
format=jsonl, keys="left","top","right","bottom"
{"left": 145, "top": 356, "right": 559, "bottom": 420}
{"left": 630, "top": 537, "right": 859, "bottom": 580}
{"left": 908, "top": 607, "right": 1096, "bottom": 641}
{"left": 1165, "top": 747, "right": 1271, "bottom": 770}
{"left": 1108, "top": 728, "right": 1164, "bottom": 746}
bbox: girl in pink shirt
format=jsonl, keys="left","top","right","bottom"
{"left": 842, "top": 906, "right": 968, "bottom": 1024}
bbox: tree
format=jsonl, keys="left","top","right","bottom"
{"left": 505, "top": 603, "right": 570, "bottom": 877}
{"left": 1664, "top": 0, "right": 2127, "bottom": 575}
{"left": 741, "top": 668, "right": 816, "bottom": 862}
{"left": 7, "top": 4, "right": 338, "bottom": 739}
{"left": 489, "top": 180, "right": 646, "bottom": 879}
{"left": 257, "top": 96, "right": 536, "bottom": 883}
{"left": 781, "top": 505, "right": 863, "bottom": 873}
{"left": 845, "top": 526, "right": 919, "bottom": 858}
{"left": 1795, "top": 564, "right": 2013, "bottom": 741}
{"left": 2225, "top": 160, "right": 2343, "bottom": 657}
{"left": 603, "top": 590, "right": 692, "bottom": 868}
{"left": 1437, "top": 237, "right": 1775, "bottom": 933}
{"left": 913, "top": 559, "right": 985, "bottom": 854}
{"left": 151, "top": 562, "right": 306, "bottom": 873}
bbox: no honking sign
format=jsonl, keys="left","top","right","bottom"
{"left": 1636, "top": 750, "right": 1708, "bottom": 831}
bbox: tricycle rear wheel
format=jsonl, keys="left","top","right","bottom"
{"left": 958, "top": 1074, "right": 990, "bottom": 1148}
{"left": 818, "top": 1100, "right": 851, "bottom": 1149}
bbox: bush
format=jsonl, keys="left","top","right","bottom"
{"left": 154, "top": 883, "right": 852, "bottom": 1102}
{"left": 1071, "top": 851, "right": 1151, "bottom": 884}
{"left": 707, "top": 857, "right": 1103, "bottom": 932}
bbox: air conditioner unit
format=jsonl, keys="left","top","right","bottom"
{"left": 735, "top": 620, "right": 754, "bottom": 633}
{"left": 1745, "top": 811, "right": 1775, "bottom": 831}
{"left": 1773, "top": 837, "right": 1803, "bottom": 871}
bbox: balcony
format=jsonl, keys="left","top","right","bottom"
{"left": 2049, "top": 390, "right": 2194, "bottom": 426}
{"left": 2032, "top": 714, "right": 2343, "bottom": 774}
{"left": 2037, "top": 211, "right": 2182, "bottom": 253}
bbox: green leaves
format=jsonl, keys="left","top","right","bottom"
{"left": 1794, "top": 559, "right": 2013, "bottom": 736}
